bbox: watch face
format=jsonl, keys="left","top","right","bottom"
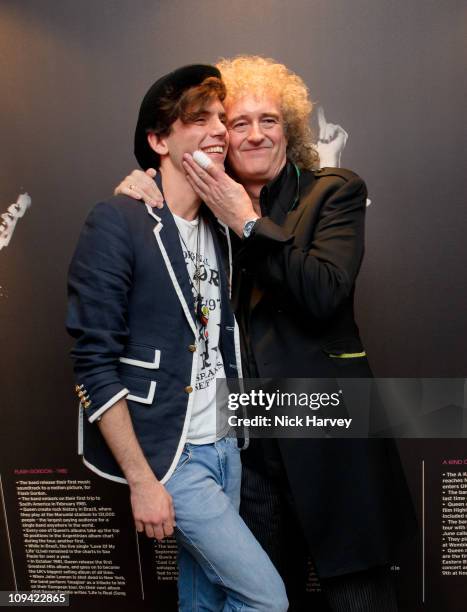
{"left": 243, "top": 220, "right": 256, "bottom": 238}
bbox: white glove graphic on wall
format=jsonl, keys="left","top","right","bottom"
{"left": 315, "top": 106, "right": 348, "bottom": 169}
{"left": 0, "top": 193, "right": 31, "bottom": 251}
{"left": 315, "top": 107, "right": 371, "bottom": 207}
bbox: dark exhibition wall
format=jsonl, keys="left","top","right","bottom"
{"left": 0, "top": 1, "right": 466, "bottom": 610}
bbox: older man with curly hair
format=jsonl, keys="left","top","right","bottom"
{"left": 116, "top": 55, "right": 415, "bottom": 612}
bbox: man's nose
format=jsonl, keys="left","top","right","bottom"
{"left": 247, "top": 122, "right": 264, "bottom": 144}
{"left": 210, "top": 116, "right": 227, "bottom": 137}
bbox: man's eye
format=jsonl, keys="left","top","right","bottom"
{"left": 232, "top": 122, "right": 248, "bottom": 132}
{"left": 261, "top": 118, "right": 277, "bottom": 128}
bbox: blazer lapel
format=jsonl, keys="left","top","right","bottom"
{"left": 249, "top": 166, "right": 317, "bottom": 311}
{"left": 281, "top": 170, "right": 317, "bottom": 237}
{"left": 145, "top": 178, "right": 197, "bottom": 336}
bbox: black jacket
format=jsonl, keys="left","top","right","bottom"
{"left": 234, "top": 162, "right": 416, "bottom": 577}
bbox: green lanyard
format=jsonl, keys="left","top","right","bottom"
{"left": 288, "top": 163, "right": 301, "bottom": 212}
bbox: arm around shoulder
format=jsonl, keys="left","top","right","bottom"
{"left": 238, "top": 173, "right": 368, "bottom": 318}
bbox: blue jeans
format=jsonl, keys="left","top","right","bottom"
{"left": 165, "top": 437, "right": 288, "bottom": 612}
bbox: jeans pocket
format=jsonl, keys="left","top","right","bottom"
{"left": 224, "top": 435, "right": 239, "bottom": 448}
{"left": 172, "top": 447, "right": 192, "bottom": 476}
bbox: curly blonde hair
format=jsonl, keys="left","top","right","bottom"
{"left": 216, "top": 55, "right": 319, "bottom": 170}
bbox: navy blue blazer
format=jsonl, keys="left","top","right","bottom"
{"left": 67, "top": 190, "right": 241, "bottom": 484}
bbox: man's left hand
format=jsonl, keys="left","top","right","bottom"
{"left": 182, "top": 153, "right": 258, "bottom": 237}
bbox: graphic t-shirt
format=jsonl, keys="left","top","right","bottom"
{"left": 173, "top": 213, "right": 227, "bottom": 444}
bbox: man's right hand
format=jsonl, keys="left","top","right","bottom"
{"left": 96, "top": 399, "right": 175, "bottom": 541}
{"left": 114, "top": 168, "right": 164, "bottom": 208}
{"left": 130, "top": 478, "right": 176, "bottom": 540}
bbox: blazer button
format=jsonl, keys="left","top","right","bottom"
{"left": 188, "top": 344, "right": 196, "bottom": 352}
{"left": 184, "top": 385, "right": 193, "bottom": 394}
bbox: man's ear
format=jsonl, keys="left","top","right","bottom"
{"left": 147, "top": 132, "right": 168, "bottom": 156}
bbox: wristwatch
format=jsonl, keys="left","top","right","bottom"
{"left": 242, "top": 218, "right": 258, "bottom": 239}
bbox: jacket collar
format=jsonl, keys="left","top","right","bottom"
{"left": 259, "top": 160, "right": 300, "bottom": 225}
{"left": 145, "top": 174, "right": 233, "bottom": 336}
{"left": 146, "top": 173, "right": 197, "bottom": 335}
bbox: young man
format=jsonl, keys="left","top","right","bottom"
{"left": 67, "top": 64, "right": 287, "bottom": 612}
{"left": 117, "top": 56, "right": 416, "bottom": 612}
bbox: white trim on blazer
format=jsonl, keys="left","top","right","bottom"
{"left": 88, "top": 388, "right": 129, "bottom": 423}
{"left": 127, "top": 381, "right": 157, "bottom": 404}
{"left": 120, "top": 350, "right": 161, "bottom": 369}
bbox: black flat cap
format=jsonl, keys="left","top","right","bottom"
{"left": 134, "top": 64, "right": 221, "bottom": 170}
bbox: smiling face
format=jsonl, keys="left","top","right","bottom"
{"left": 149, "top": 97, "right": 228, "bottom": 172}
{"left": 225, "top": 94, "right": 288, "bottom": 187}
